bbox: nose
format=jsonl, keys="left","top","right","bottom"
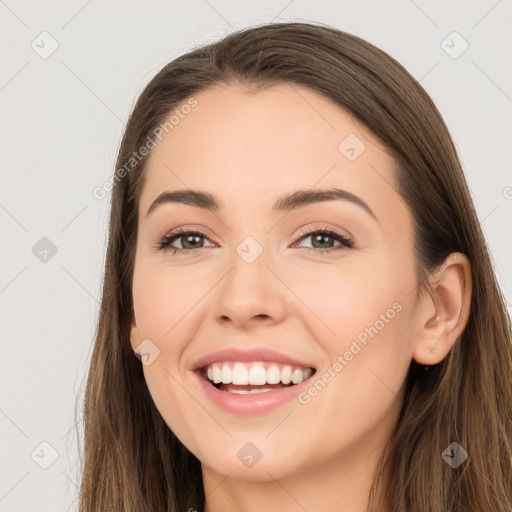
{"left": 212, "top": 244, "right": 287, "bottom": 330}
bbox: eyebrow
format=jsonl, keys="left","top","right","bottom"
{"left": 145, "top": 187, "right": 378, "bottom": 222}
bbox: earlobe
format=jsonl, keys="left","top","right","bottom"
{"left": 412, "top": 252, "right": 472, "bottom": 365}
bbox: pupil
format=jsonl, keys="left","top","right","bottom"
{"left": 184, "top": 235, "right": 202, "bottom": 249}
{"left": 313, "top": 234, "right": 333, "bottom": 249}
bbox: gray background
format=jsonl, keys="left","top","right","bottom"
{"left": 1, "top": 1, "right": 511, "bottom": 510}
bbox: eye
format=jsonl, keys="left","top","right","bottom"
{"left": 155, "top": 227, "right": 215, "bottom": 254}
{"left": 292, "top": 227, "right": 354, "bottom": 254}
{"left": 154, "top": 226, "right": 354, "bottom": 255}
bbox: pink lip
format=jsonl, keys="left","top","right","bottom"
{"left": 192, "top": 369, "right": 314, "bottom": 415}
{"left": 191, "top": 347, "right": 315, "bottom": 371}
{"left": 190, "top": 347, "right": 316, "bottom": 415}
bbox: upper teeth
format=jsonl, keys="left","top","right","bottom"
{"left": 205, "top": 362, "right": 313, "bottom": 386}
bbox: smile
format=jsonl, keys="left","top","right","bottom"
{"left": 191, "top": 347, "right": 317, "bottom": 414}
{"left": 202, "top": 362, "right": 315, "bottom": 394}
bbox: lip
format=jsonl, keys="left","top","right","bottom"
{"left": 191, "top": 347, "right": 315, "bottom": 371}
{"left": 190, "top": 347, "right": 316, "bottom": 415}
{"left": 193, "top": 368, "right": 315, "bottom": 415}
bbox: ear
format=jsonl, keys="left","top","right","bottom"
{"left": 412, "top": 252, "right": 472, "bottom": 365}
{"left": 130, "top": 309, "right": 142, "bottom": 353}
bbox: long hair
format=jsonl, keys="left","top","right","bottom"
{"left": 78, "top": 22, "right": 512, "bottom": 511}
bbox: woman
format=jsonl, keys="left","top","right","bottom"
{"left": 78, "top": 22, "right": 512, "bottom": 511}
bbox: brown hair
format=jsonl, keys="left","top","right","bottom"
{"left": 77, "top": 21, "right": 512, "bottom": 511}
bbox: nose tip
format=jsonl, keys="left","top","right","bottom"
{"left": 214, "top": 257, "right": 286, "bottom": 329}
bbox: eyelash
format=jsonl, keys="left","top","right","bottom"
{"left": 155, "top": 226, "right": 354, "bottom": 256}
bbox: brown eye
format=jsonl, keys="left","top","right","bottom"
{"left": 156, "top": 228, "right": 214, "bottom": 253}
{"left": 293, "top": 228, "right": 354, "bottom": 253}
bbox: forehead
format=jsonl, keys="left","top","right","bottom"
{"left": 138, "top": 82, "right": 402, "bottom": 221}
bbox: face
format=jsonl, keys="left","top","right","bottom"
{"left": 130, "top": 82, "right": 421, "bottom": 484}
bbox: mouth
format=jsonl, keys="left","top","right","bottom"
{"left": 191, "top": 347, "right": 317, "bottom": 414}
{"left": 197, "top": 361, "right": 316, "bottom": 394}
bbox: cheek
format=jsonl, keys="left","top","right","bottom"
{"left": 141, "top": 363, "right": 211, "bottom": 460}
{"left": 294, "top": 299, "right": 414, "bottom": 465}
{"left": 292, "top": 258, "right": 409, "bottom": 348}
{"left": 132, "top": 261, "right": 213, "bottom": 453}
{"left": 132, "top": 260, "right": 209, "bottom": 344}
{"left": 131, "top": 260, "right": 218, "bottom": 425}
{"left": 296, "top": 255, "right": 415, "bottom": 407}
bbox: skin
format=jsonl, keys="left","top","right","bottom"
{"left": 130, "top": 82, "right": 472, "bottom": 512}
